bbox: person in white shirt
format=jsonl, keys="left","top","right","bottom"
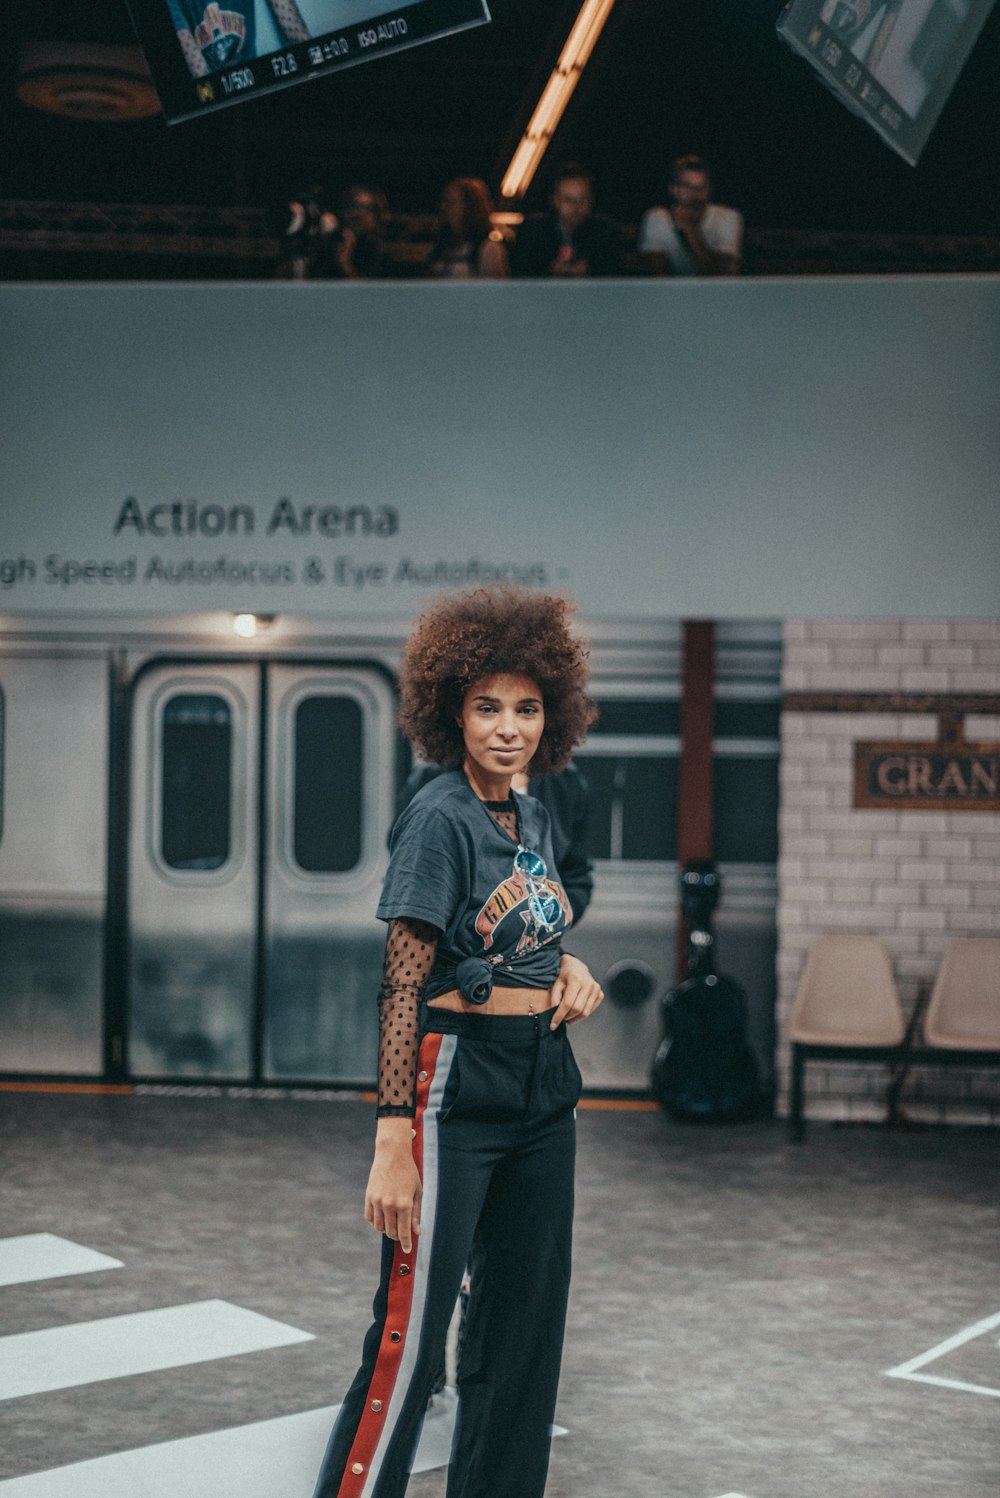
{"left": 638, "top": 154, "right": 743, "bottom": 277}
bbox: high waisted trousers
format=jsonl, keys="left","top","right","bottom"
{"left": 312, "top": 1008, "right": 581, "bottom": 1498}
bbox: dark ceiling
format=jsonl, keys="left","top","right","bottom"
{"left": 3, "top": 0, "right": 1000, "bottom": 234}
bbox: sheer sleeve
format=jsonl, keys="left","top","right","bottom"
{"left": 377, "top": 916, "right": 439, "bottom": 1118}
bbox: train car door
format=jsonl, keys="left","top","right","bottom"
{"left": 0, "top": 652, "right": 108, "bottom": 1075}
{"left": 263, "top": 666, "right": 395, "bottom": 1084}
{"left": 128, "top": 664, "right": 259, "bottom": 1079}
{"left": 128, "top": 660, "right": 395, "bottom": 1083}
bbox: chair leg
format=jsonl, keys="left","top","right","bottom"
{"left": 789, "top": 1044, "right": 806, "bottom": 1142}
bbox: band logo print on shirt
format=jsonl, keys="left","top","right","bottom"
{"left": 474, "top": 871, "right": 571, "bottom": 953}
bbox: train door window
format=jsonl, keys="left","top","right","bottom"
{"left": 160, "top": 693, "right": 233, "bottom": 871}
{"left": 579, "top": 697, "right": 680, "bottom": 862}
{"left": 291, "top": 694, "right": 363, "bottom": 874}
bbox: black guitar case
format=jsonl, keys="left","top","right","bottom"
{"left": 652, "top": 861, "right": 762, "bottom": 1122}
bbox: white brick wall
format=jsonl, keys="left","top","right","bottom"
{"left": 779, "top": 619, "right": 1000, "bottom": 1125}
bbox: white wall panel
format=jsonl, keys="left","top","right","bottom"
{"left": 0, "top": 279, "right": 997, "bottom": 621}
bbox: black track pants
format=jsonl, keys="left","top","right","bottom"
{"left": 313, "top": 1009, "right": 581, "bottom": 1498}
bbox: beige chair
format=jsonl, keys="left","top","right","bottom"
{"left": 788, "top": 934, "right": 906, "bottom": 1139}
{"left": 923, "top": 938, "right": 1000, "bottom": 1050}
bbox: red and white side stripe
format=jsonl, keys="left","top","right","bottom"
{"left": 340, "top": 1031, "right": 457, "bottom": 1498}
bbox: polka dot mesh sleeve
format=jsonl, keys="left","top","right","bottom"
{"left": 377, "top": 917, "right": 440, "bottom": 1118}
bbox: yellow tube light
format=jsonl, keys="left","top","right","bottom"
{"left": 500, "top": 0, "right": 618, "bottom": 201}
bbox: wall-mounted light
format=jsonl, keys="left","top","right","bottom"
{"left": 500, "top": 0, "right": 618, "bottom": 202}
{"left": 232, "top": 613, "right": 275, "bottom": 638}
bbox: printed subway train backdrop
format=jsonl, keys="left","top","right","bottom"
{"left": 0, "top": 622, "right": 781, "bottom": 1092}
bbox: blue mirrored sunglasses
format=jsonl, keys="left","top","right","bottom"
{"left": 514, "top": 845, "right": 560, "bottom": 929}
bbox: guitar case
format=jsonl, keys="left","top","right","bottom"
{"left": 651, "top": 860, "right": 763, "bottom": 1122}
{"left": 653, "top": 971, "right": 761, "bottom": 1120}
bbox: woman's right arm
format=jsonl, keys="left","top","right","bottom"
{"left": 365, "top": 916, "right": 439, "bottom": 1254}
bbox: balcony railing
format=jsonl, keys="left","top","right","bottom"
{"left": 2, "top": 199, "right": 999, "bottom": 278}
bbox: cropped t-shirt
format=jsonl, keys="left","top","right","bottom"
{"left": 377, "top": 769, "right": 573, "bottom": 998}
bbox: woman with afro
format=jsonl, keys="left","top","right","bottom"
{"left": 313, "top": 585, "right": 603, "bottom": 1498}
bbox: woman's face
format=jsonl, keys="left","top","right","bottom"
{"left": 458, "top": 673, "right": 545, "bottom": 787}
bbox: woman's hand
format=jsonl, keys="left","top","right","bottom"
{"left": 365, "top": 1118, "right": 422, "bottom": 1254}
{"left": 549, "top": 951, "right": 604, "bottom": 1030}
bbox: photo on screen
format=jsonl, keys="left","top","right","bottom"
{"left": 778, "top": 0, "right": 996, "bottom": 163}
{"left": 126, "top": 0, "right": 491, "bottom": 122}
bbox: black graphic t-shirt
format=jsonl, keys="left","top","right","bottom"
{"left": 377, "top": 769, "right": 572, "bottom": 1000}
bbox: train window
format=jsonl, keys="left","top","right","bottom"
{"left": 161, "top": 694, "right": 232, "bottom": 871}
{"left": 713, "top": 755, "right": 779, "bottom": 864}
{"left": 582, "top": 696, "right": 678, "bottom": 863}
{"left": 592, "top": 699, "right": 680, "bottom": 736}
{"left": 714, "top": 623, "right": 781, "bottom": 867}
{"left": 292, "top": 695, "right": 363, "bottom": 873}
{"left": 580, "top": 754, "right": 678, "bottom": 862}
{"left": 714, "top": 700, "right": 781, "bottom": 739}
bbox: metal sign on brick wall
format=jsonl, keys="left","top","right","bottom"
{"left": 783, "top": 692, "right": 1000, "bottom": 812}
{"left": 854, "top": 741, "right": 1000, "bottom": 812}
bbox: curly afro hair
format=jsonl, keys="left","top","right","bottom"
{"left": 398, "top": 586, "right": 597, "bottom": 776}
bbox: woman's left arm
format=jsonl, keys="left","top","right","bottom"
{"left": 548, "top": 951, "right": 603, "bottom": 1030}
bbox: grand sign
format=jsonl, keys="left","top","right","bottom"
{"left": 854, "top": 741, "right": 1000, "bottom": 812}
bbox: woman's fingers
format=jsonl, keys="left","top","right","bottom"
{"left": 365, "top": 1192, "right": 420, "bottom": 1254}
{"left": 564, "top": 987, "right": 604, "bottom": 1022}
{"left": 365, "top": 1150, "right": 422, "bottom": 1251}
{"left": 550, "top": 977, "right": 604, "bottom": 1028}
{"left": 573, "top": 989, "right": 602, "bottom": 1021}
{"left": 551, "top": 953, "right": 603, "bottom": 1027}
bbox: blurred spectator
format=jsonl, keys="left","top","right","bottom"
{"left": 638, "top": 155, "right": 743, "bottom": 277}
{"left": 512, "top": 162, "right": 624, "bottom": 278}
{"left": 425, "top": 178, "right": 510, "bottom": 278}
{"left": 272, "top": 182, "right": 338, "bottom": 279}
{"left": 315, "top": 184, "right": 391, "bottom": 279}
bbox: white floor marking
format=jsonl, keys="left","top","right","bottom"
{"left": 0, "top": 1234, "right": 123, "bottom": 1289}
{"left": 884, "top": 1308, "right": 1000, "bottom": 1400}
{"left": 0, "top": 1406, "right": 336, "bottom": 1497}
{"left": 0, "top": 1388, "right": 562, "bottom": 1496}
{"left": 0, "top": 1300, "right": 314, "bottom": 1402}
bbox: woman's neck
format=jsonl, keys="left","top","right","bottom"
{"left": 463, "top": 758, "right": 513, "bottom": 804}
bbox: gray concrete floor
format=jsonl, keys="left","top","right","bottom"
{"left": 0, "top": 1090, "right": 998, "bottom": 1498}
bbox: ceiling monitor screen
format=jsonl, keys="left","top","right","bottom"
{"left": 777, "top": 0, "right": 996, "bottom": 164}
{"left": 125, "top": 0, "right": 491, "bottom": 122}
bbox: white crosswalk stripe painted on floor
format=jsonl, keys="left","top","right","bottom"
{"left": 0, "top": 1390, "right": 481, "bottom": 1495}
{"left": 0, "top": 1300, "right": 314, "bottom": 1401}
{"left": 0, "top": 1234, "right": 123, "bottom": 1289}
{"left": 0, "top": 1388, "right": 564, "bottom": 1494}
{"left": 0, "top": 1406, "right": 336, "bottom": 1497}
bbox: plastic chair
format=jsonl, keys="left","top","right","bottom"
{"left": 787, "top": 934, "right": 906, "bottom": 1139}
{"left": 923, "top": 938, "right": 1000, "bottom": 1050}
